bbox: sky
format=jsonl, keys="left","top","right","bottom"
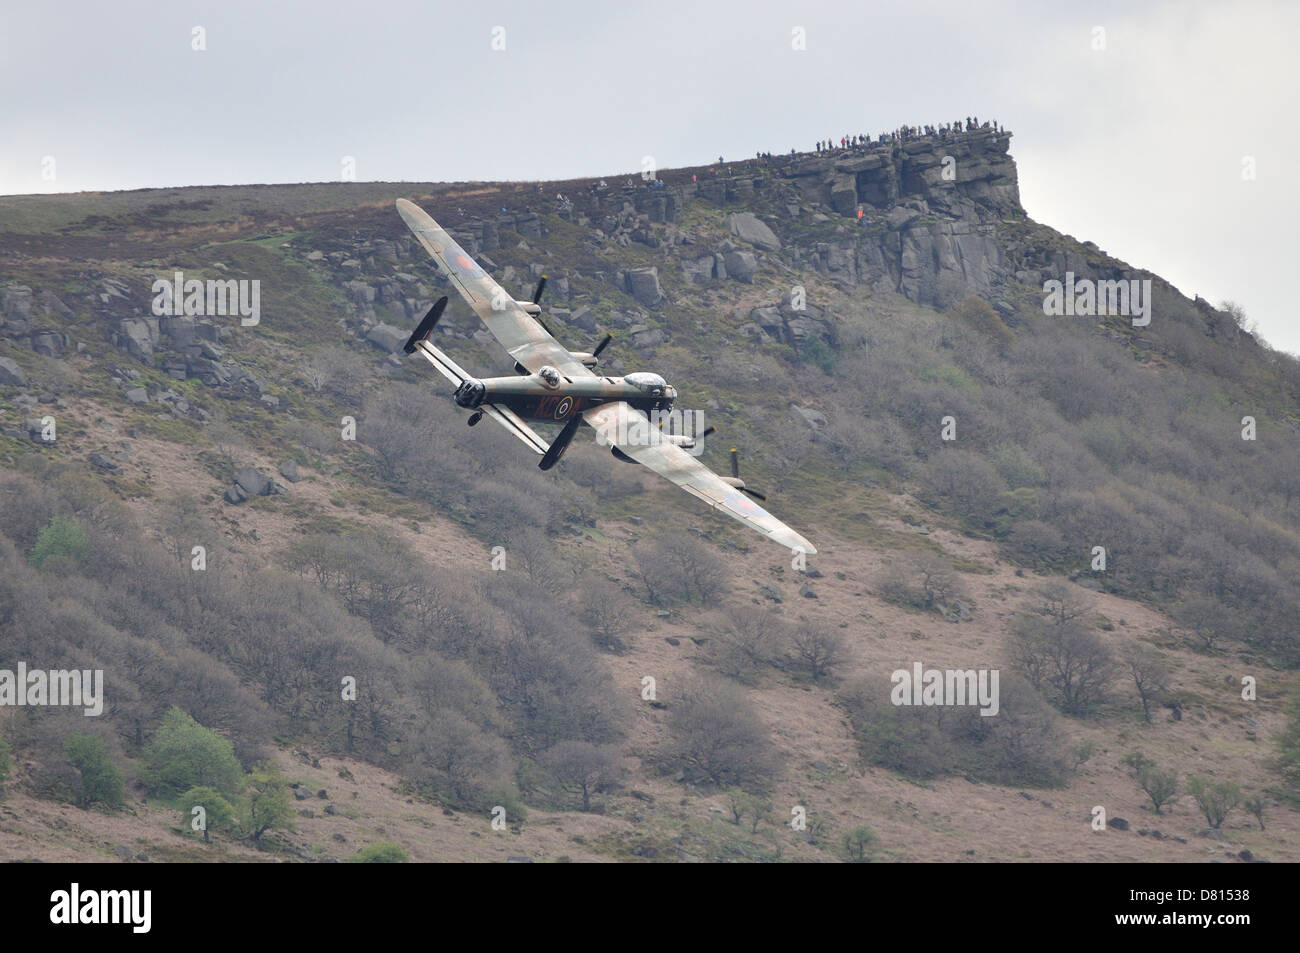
{"left": 3, "top": 0, "right": 1297, "bottom": 352}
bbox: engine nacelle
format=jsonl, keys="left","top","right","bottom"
{"left": 569, "top": 351, "right": 599, "bottom": 368}
{"left": 515, "top": 301, "right": 542, "bottom": 315}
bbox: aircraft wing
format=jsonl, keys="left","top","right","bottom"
{"left": 583, "top": 401, "right": 817, "bottom": 555}
{"left": 396, "top": 199, "right": 592, "bottom": 380}
{"left": 410, "top": 336, "right": 547, "bottom": 455}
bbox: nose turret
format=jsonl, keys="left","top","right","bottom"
{"left": 454, "top": 379, "right": 486, "bottom": 408}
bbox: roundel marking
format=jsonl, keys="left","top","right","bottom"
{"left": 555, "top": 396, "right": 574, "bottom": 419}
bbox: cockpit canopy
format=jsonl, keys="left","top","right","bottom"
{"left": 537, "top": 365, "right": 561, "bottom": 388}
{"left": 625, "top": 372, "right": 668, "bottom": 395}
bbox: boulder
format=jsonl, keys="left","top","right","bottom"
{"left": 279, "top": 460, "right": 300, "bottom": 483}
{"left": 234, "top": 467, "right": 272, "bottom": 497}
{"left": 0, "top": 286, "right": 34, "bottom": 331}
{"left": 791, "top": 405, "right": 827, "bottom": 430}
{"left": 727, "top": 212, "right": 781, "bottom": 251}
{"left": 125, "top": 387, "right": 149, "bottom": 404}
{"left": 38, "top": 290, "right": 73, "bottom": 319}
{"left": 116, "top": 318, "right": 157, "bottom": 360}
{"left": 0, "top": 357, "right": 26, "bottom": 387}
{"left": 750, "top": 307, "right": 784, "bottom": 336}
{"left": 30, "top": 329, "right": 68, "bottom": 357}
{"left": 627, "top": 326, "right": 666, "bottom": 349}
{"left": 624, "top": 267, "right": 663, "bottom": 308}
{"left": 723, "top": 250, "right": 758, "bottom": 283}
{"left": 365, "top": 324, "right": 407, "bottom": 354}
{"left": 571, "top": 307, "right": 596, "bottom": 333}
{"left": 88, "top": 452, "right": 119, "bottom": 473}
{"left": 160, "top": 315, "right": 198, "bottom": 347}
{"left": 223, "top": 484, "right": 248, "bottom": 505}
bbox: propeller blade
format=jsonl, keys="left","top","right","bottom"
{"left": 702, "top": 426, "right": 717, "bottom": 439}
{"left": 740, "top": 487, "right": 768, "bottom": 502}
{"left": 730, "top": 448, "right": 740, "bottom": 479}
{"left": 532, "top": 275, "right": 548, "bottom": 305}
{"left": 591, "top": 332, "right": 613, "bottom": 358}
{"left": 403, "top": 296, "right": 449, "bottom": 353}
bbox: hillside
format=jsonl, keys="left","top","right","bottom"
{"left": 2, "top": 127, "right": 1299, "bottom": 863}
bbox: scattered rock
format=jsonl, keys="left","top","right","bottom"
{"left": 279, "top": 460, "right": 300, "bottom": 483}
{"left": 88, "top": 452, "right": 119, "bottom": 473}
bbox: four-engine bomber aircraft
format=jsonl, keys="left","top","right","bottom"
{"left": 395, "top": 198, "right": 816, "bottom": 555}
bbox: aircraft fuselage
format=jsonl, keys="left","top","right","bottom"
{"left": 454, "top": 372, "right": 676, "bottom": 423}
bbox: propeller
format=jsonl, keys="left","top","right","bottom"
{"left": 592, "top": 331, "right": 613, "bottom": 359}
{"left": 729, "top": 448, "right": 767, "bottom": 501}
{"left": 403, "top": 296, "right": 449, "bottom": 353}
{"left": 528, "top": 277, "right": 559, "bottom": 336}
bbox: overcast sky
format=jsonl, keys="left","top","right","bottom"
{"left": 3, "top": 0, "right": 1297, "bottom": 352}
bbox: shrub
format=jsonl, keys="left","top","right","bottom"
{"left": 351, "top": 841, "right": 409, "bottom": 863}
{"left": 242, "top": 763, "right": 294, "bottom": 843}
{"left": 1186, "top": 777, "right": 1240, "bottom": 829}
{"left": 179, "top": 785, "right": 238, "bottom": 843}
{"left": 63, "top": 733, "right": 124, "bottom": 810}
{"left": 842, "top": 825, "right": 878, "bottom": 862}
{"left": 30, "top": 515, "right": 90, "bottom": 570}
{"left": 143, "top": 708, "right": 243, "bottom": 798}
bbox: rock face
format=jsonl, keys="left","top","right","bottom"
{"left": 728, "top": 212, "right": 781, "bottom": 251}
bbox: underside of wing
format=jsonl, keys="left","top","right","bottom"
{"left": 396, "top": 199, "right": 592, "bottom": 379}
{"left": 412, "top": 339, "right": 546, "bottom": 455}
{"left": 583, "top": 402, "right": 817, "bottom": 554}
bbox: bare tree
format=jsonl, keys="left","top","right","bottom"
{"left": 1123, "top": 643, "right": 1172, "bottom": 723}
{"left": 713, "top": 608, "right": 788, "bottom": 684}
{"left": 541, "top": 741, "right": 621, "bottom": 812}
{"left": 1011, "top": 591, "right": 1116, "bottom": 717}
{"left": 790, "top": 623, "right": 843, "bottom": 681}
{"left": 667, "top": 677, "right": 774, "bottom": 788}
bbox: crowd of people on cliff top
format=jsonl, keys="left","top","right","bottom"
{"left": 811, "top": 117, "right": 1001, "bottom": 155}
